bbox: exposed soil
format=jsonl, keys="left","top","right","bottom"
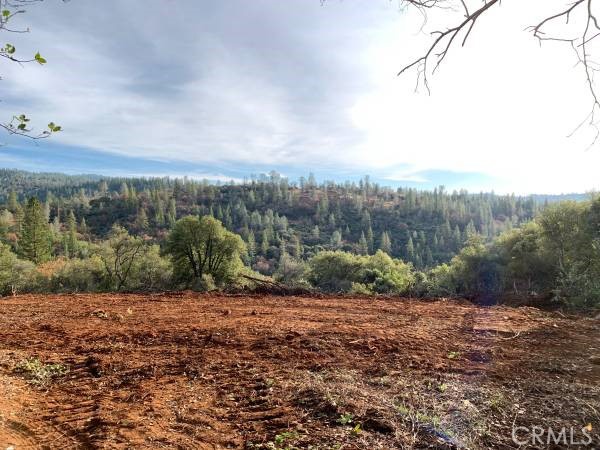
{"left": 0, "top": 293, "right": 598, "bottom": 449}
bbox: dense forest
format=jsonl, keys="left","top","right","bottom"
{"left": 0, "top": 169, "right": 597, "bottom": 309}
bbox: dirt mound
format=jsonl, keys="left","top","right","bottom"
{"left": 0, "top": 293, "right": 598, "bottom": 449}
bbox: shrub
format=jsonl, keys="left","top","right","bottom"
{"left": 128, "top": 244, "right": 172, "bottom": 291}
{"left": 308, "top": 250, "right": 414, "bottom": 295}
{"left": 274, "top": 254, "right": 310, "bottom": 287}
{"left": 51, "top": 256, "right": 106, "bottom": 292}
{"left": 0, "top": 243, "right": 39, "bottom": 295}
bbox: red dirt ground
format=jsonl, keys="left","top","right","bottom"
{"left": 0, "top": 293, "right": 598, "bottom": 449}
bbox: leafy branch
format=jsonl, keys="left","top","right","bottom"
{"left": 0, "top": 0, "right": 61, "bottom": 140}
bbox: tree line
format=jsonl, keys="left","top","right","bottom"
{"left": 0, "top": 170, "right": 596, "bottom": 309}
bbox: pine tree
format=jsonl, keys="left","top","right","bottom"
{"left": 328, "top": 213, "right": 336, "bottom": 228}
{"left": 20, "top": 197, "right": 51, "bottom": 264}
{"left": 366, "top": 226, "right": 374, "bottom": 254}
{"left": 425, "top": 247, "right": 434, "bottom": 267}
{"left": 330, "top": 230, "right": 342, "bottom": 248}
{"left": 379, "top": 231, "right": 392, "bottom": 254}
{"left": 453, "top": 225, "right": 462, "bottom": 250}
{"left": 120, "top": 182, "right": 129, "bottom": 199}
{"left": 154, "top": 199, "right": 165, "bottom": 226}
{"left": 261, "top": 229, "right": 269, "bottom": 255}
{"left": 7, "top": 190, "right": 18, "bottom": 212}
{"left": 293, "top": 234, "right": 302, "bottom": 258}
{"left": 406, "top": 236, "right": 415, "bottom": 261}
{"left": 98, "top": 180, "right": 108, "bottom": 195}
{"left": 312, "top": 225, "right": 320, "bottom": 240}
{"left": 13, "top": 205, "right": 24, "bottom": 234}
{"left": 65, "top": 210, "right": 78, "bottom": 258}
{"left": 279, "top": 239, "right": 287, "bottom": 262}
{"left": 247, "top": 231, "right": 256, "bottom": 262}
{"left": 358, "top": 231, "right": 369, "bottom": 255}
{"left": 80, "top": 217, "right": 88, "bottom": 237}
{"left": 136, "top": 207, "right": 149, "bottom": 231}
{"left": 168, "top": 199, "right": 177, "bottom": 227}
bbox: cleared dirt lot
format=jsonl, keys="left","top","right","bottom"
{"left": 0, "top": 293, "right": 598, "bottom": 449}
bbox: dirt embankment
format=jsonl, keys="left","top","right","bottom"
{"left": 0, "top": 293, "right": 598, "bottom": 449}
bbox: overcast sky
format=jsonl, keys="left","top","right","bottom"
{"left": 0, "top": 0, "right": 598, "bottom": 194}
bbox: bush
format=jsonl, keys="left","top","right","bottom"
{"left": 426, "top": 264, "right": 457, "bottom": 297}
{"left": 51, "top": 256, "right": 106, "bottom": 292}
{"left": 0, "top": 243, "right": 40, "bottom": 295}
{"left": 308, "top": 251, "right": 365, "bottom": 293}
{"left": 128, "top": 245, "right": 172, "bottom": 291}
{"left": 192, "top": 273, "right": 217, "bottom": 292}
{"left": 308, "top": 250, "right": 414, "bottom": 295}
{"left": 447, "top": 238, "right": 504, "bottom": 304}
{"left": 274, "top": 254, "right": 310, "bottom": 287}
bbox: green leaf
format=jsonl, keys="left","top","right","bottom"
{"left": 53, "top": 126, "right": 61, "bottom": 132}
{"left": 2, "top": 10, "right": 10, "bottom": 18}
{"left": 34, "top": 52, "right": 46, "bottom": 64}
{"left": 5, "top": 43, "right": 15, "bottom": 54}
{"left": 17, "top": 123, "right": 26, "bottom": 130}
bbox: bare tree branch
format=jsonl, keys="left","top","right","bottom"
{"left": 399, "top": 0, "right": 600, "bottom": 145}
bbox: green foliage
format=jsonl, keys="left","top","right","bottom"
{"left": 446, "top": 237, "right": 504, "bottom": 303}
{"left": 308, "top": 250, "right": 414, "bottom": 294}
{"left": 0, "top": 243, "right": 37, "bottom": 295}
{"left": 20, "top": 197, "right": 51, "bottom": 264}
{"left": 1, "top": 170, "right": 599, "bottom": 308}
{"left": 15, "top": 358, "right": 68, "bottom": 386}
{"left": 274, "top": 253, "right": 310, "bottom": 287}
{"left": 337, "top": 413, "right": 354, "bottom": 425}
{"left": 51, "top": 255, "right": 105, "bottom": 292}
{"left": 493, "top": 222, "right": 554, "bottom": 294}
{"left": 34, "top": 51, "right": 46, "bottom": 64}
{"left": 132, "top": 244, "right": 172, "bottom": 291}
{"left": 167, "top": 215, "right": 246, "bottom": 286}
{"left": 96, "top": 225, "right": 146, "bottom": 290}
{"left": 426, "top": 263, "right": 457, "bottom": 297}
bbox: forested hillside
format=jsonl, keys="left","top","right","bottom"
{"left": 0, "top": 169, "right": 548, "bottom": 270}
{"left": 1, "top": 168, "right": 597, "bottom": 309}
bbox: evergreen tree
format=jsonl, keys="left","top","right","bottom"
{"left": 366, "top": 225, "right": 374, "bottom": 254}
{"left": 120, "top": 182, "right": 129, "bottom": 199}
{"left": 379, "top": 231, "right": 392, "bottom": 254}
{"left": 406, "top": 236, "right": 415, "bottom": 261}
{"left": 293, "top": 234, "right": 303, "bottom": 258}
{"left": 261, "top": 229, "right": 269, "bottom": 255}
{"left": 80, "top": 217, "right": 88, "bottom": 237}
{"left": 13, "top": 205, "right": 23, "bottom": 234}
{"left": 20, "top": 197, "right": 51, "bottom": 264}
{"left": 168, "top": 199, "right": 177, "bottom": 227}
{"left": 330, "top": 230, "right": 342, "bottom": 248}
{"left": 136, "top": 207, "right": 149, "bottom": 232}
{"left": 358, "top": 231, "right": 369, "bottom": 255}
{"left": 247, "top": 230, "right": 256, "bottom": 262}
{"left": 312, "top": 225, "right": 320, "bottom": 240}
{"left": 7, "top": 190, "right": 18, "bottom": 212}
{"left": 65, "top": 210, "right": 78, "bottom": 257}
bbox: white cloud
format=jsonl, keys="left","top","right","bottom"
{"left": 0, "top": 0, "right": 598, "bottom": 194}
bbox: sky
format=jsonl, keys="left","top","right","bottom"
{"left": 0, "top": 0, "right": 599, "bottom": 194}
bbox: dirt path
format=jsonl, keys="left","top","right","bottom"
{"left": 0, "top": 293, "right": 598, "bottom": 449}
